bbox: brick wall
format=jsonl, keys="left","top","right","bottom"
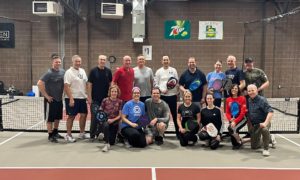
{"left": 0, "top": 0, "right": 299, "bottom": 98}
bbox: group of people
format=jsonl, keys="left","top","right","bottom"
{"left": 37, "top": 53, "right": 276, "bottom": 156}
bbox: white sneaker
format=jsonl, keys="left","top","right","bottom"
{"left": 102, "top": 144, "right": 110, "bottom": 152}
{"left": 65, "top": 134, "right": 76, "bottom": 143}
{"left": 262, "top": 149, "right": 270, "bottom": 156}
{"left": 78, "top": 133, "right": 90, "bottom": 139}
{"left": 270, "top": 134, "right": 277, "bottom": 148}
{"left": 98, "top": 133, "right": 104, "bottom": 141}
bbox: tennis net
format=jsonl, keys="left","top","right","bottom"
{"left": 0, "top": 95, "right": 299, "bottom": 133}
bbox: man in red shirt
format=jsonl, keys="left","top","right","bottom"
{"left": 112, "top": 55, "right": 134, "bottom": 103}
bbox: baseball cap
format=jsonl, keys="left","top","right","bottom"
{"left": 244, "top": 57, "right": 253, "bottom": 63}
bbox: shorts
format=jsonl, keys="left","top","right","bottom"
{"left": 44, "top": 99, "right": 63, "bottom": 122}
{"left": 65, "top": 98, "right": 87, "bottom": 116}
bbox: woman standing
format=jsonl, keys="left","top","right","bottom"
{"left": 206, "top": 60, "right": 226, "bottom": 107}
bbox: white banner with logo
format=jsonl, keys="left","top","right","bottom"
{"left": 198, "top": 21, "right": 223, "bottom": 40}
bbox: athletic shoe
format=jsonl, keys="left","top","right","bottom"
{"left": 48, "top": 136, "right": 58, "bottom": 143}
{"left": 65, "top": 134, "right": 76, "bottom": 143}
{"left": 232, "top": 143, "right": 243, "bottom": 150}
{"left": 54, "top": 133, "right": 64, "bottom": 139}
{"left": 78, "top": 133, "right": 90, "bottom": 139}
{"left": 98, "top": 133, "right": 105, "bottom": 141}
{"left": 270, "top": 134, "right": 277, "bottom": 148}
{"left": 155, "top": 136, "right": 164, "bottom": 146}
{"left": 262, "top": 149, "right": 270, "bottom": 156}
{"left": 102, "top": 144, "right": 110, "bottom": 152}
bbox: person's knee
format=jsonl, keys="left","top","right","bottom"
{"left": 157, "top": 122, "right": 166, "bottom": 131}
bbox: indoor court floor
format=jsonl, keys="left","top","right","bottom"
{"left": 1, "top": 131, "right": 300, "bottom": 180}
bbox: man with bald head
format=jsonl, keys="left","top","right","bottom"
{"left": 87, "top": 55, "right": 112, "bottom": 140}
{"left": 112, "top": 55, "right": 134, "bottom": 103}
{"left": 225, "top": 55, "right": 245, "bottom": 97}
{"left": 247, "top": 84, "right": 274, "bottom": 156}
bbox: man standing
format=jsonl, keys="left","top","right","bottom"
{"left": 37, "top": 53, "right": 65, "bottom": 143}
{"left": 145, "top": 87, "right": 170, "bottom": 145}
{"left": 247, "top": 84, "right": 274, "bottom": 156}
{"left": 112, "top": 55, "right": 134, "bottom": 103}
{"left": 64, "top": 55, "right": 89, "bottom": 142}
{"left": 133, "top": 54, "right": 154, "bottom": 103}
{"left": 244, "top": 57, "right": 269, "bottom": 96}
{"left": 154, "top": 55, "right": 179, "bottom": 136}
{"left": 179, "top": 57, "right": 207, "bottom": 107}
{"left": 225, "top": 55, "right": 245, "bottom": 97}
{"left": 87, "top": 55, "right": 112, "bottom": 140}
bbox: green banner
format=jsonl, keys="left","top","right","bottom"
{"left": 164, "top": 20, "right": 190, "bottom": 40}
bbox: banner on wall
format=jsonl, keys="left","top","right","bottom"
{"left": 198, "top": 21, "right": 223, "bottom": 40}
{"left": 0, "top": 23, "right": 15, "bottom": 48}
{"left": 164, "top": 20, "right": 190, "bottom": 40}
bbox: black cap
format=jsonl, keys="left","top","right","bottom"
{"left": 244, "top": 57, "right": 253, "bottom": 63}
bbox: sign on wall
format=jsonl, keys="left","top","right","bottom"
{"left": 0, "top": 23, "right": 15, "bottom": 48}
{"left": 164, "top": 20, "right": 190, "bottom": 40}
{"left": 198, "top": 21, "right": 223, "bottom": 40}
{"left": 143, "top": 45, "right": 152, "bottom": 60}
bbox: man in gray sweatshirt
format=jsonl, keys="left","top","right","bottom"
{"left": 145, "top": 87, "right": 171, "bottom": 145}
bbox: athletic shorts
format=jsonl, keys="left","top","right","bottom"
{"left": 65, "top": 98, "right": 87, "bottom": 116}
{"left": 44, "top": 99, "right": 63, "bottom": 122}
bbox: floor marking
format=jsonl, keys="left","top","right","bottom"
{"left": 277, "top": 134, "right": 300, "bottom": 147}
{"left": 0, "top": 120, "right": 44, "bottom": 146}
{"left": 151, "top": 167, "right": 156, "bottom": 180}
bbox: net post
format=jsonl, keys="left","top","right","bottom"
{"left": 0, "top": 98, "right": 3, "bottom": 131}
{"left": 297, "top": 98, "right": 300, "bottom": 133}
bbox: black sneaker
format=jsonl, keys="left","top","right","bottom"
{"left": 155, "top": 136, "right": 164, "bottom": 145}
{"left": 54, "top": 133, "right": 64, "bottom": 139}
{"left": 48, "top": 136, "right": 58, "bottom": 143}
{"left": 232, "top": 143, "right": 243, "bottom": 150}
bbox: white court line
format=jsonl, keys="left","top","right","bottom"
{"left": 277, "top": 134, "right": 300, "bottom": 147}
{"left": 151, "top": 167, "right": 156, "bottom": 180}
{"left": 0, "top": 120, "right": 44, "bottom": 146}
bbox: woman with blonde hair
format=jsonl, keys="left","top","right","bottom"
{"left": 177, "top": 90, "right": 200, "bottom": 146}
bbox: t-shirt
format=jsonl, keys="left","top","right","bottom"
{"left": 225, "top": 67, "right": 245, "bottom": 97}
{"left": 121, "top": 100, "right": 145, "bottom": 129}
{"left": 179, "top": 68, "right": 207, "bottom": 102}
{"left": 113, "top": 67, "right": 134, "bottom": 101}
{"left": 145, "top": 98, "right": 170, "bottom": 124}
{"left": 100, "top": 97, "right": 123, "bottom": 119}
{"left": 64, "top": 67, "right": 88, "bottom": 99}
{"left": 206, "top": 71, "right": 226, "bottom": 99}
{"left": 154, "top": 66, "right": 179, "bottom": 96}
{"left": 133, "top": 66, "right": 154, "bottom": 97}
{"left": 177, "top": 103, "right": 200, "bottom": 126}
{"left": 40, "top": 68, "right": 65, "bottom": 101}
{"left": 88, "top": 66, "right": 112, "bottom": 103}
{"left": 225, "top": 96, "right": 247, "bottom": 124}
{"left": 244, "top": 68, "right": 268, "bottom": 96}
{"left": 200, "top": 107, "right": 223, "bottom": 133}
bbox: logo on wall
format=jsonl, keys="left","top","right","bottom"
{"left": 164, "top": 20, "right": 190, "bottom": 40}
{"left": 198, "top": 21, "right": 223, "bottom": 40}
{"left": 0, "top": 23, "right": 15, "bottom": 48}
